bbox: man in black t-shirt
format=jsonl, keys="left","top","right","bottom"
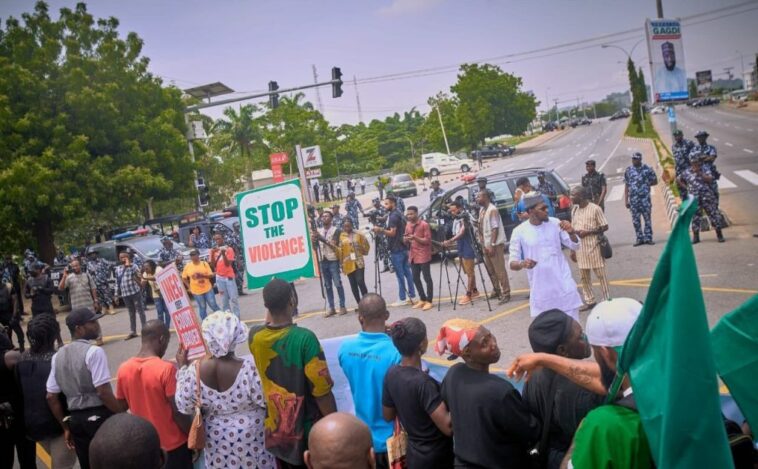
{"left": 372, "top": 196, "right": 416, "bottom": 306}
{"left": 436, "top": 319, "right": 540, "bottom": 469}
{"left": 522, "top": 309, "right": 603, "bottom": 469}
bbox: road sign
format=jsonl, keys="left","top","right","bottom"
{"left": 272, "top": 164, "right": 284, "bottom": 183}
{"left": 305, "top": 168, "right": 322, "bottom": 179}
{"left": 269, "top": 152, "right": 289, "bottom": 165}
{"left": 155, "top": 264, "right": 206, "bottom": 360}
{"left": 302, "top": 145, "right": 323, "bottom": 168}
{"left": 237, "top": 179, "right": 316, "bottom": 289}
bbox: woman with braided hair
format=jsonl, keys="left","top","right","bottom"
{"left": 382, "top": 317, "right": 453, "bottom": 469}
{"left": 15, "top": 314, "right": 77, "bottom": 468}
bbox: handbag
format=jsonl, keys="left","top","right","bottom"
{"left": 386, "top": 417, "right": 408, "bottom": 469}
{"left": 597, "top": 233, "right": 613, "bottom": 259}
{"left": 187, "top": 361, "right": 206, "bottom": 450}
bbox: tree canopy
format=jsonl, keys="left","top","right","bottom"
{"left": 0, "top": 2, "right": 192, "bottom": 260}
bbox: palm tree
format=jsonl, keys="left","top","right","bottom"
{"left": 212, "top": 104, "right": 263, "bottom": 187}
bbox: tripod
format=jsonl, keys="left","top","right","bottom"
{"left": 309, "top": 215, "right": 329, "bottom": 313}
{"left": 367, "top": 228, "right": 384, "bottom": 296}
{"left": 462, "top": 215, "right": 493, "bottom": 312}
{"left": 435, "top": 243, "right": 457, "bottom": 311}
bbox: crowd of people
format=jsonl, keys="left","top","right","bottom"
{"left": 6, "top": 276, "right": 751, "bottom": 469}
{"left": 312, "top": 178, "right": 367, "bottom": 204}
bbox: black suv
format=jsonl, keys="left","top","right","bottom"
{"left": 419, "top": 168, "right": 571, "bottom": 252}
{"left": 470, "top": 144, "right": 515, "bottom": 159}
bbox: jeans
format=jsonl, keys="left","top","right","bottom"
{"left": 123, "top": 292, "right": 147, "bottom": 335}
{"left": 347, "top": 268, "right": 368, "bottom": 304}
{"left": 195, "top": 289, "right": 220, "bottom": 320}
{"left": 320, "top": 259, "right": 345, "bottom": 310}
{"left": 390, "top": 250, "right": 415, "bottom": 301}
{"left": 215, "top": 276, "right": 240, "bottom": 317}
{"left": 68, "top": 406, "right": 113, "bottom": 469}
{"left": 154, "top": 296, "right": 170, "bottom": 327}
{"left": 411, "top": 262, "right": 433, "bottom": 302}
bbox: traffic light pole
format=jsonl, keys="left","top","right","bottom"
{"left": 185, "top": 79, "right": 343, "bottom": 112}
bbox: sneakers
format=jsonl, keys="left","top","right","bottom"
{"left": 338, "top": 307, "right": 348, "bottom": 316}
{"left": 459, "top": 295, "right": 472, "bottom": 305}
{"left": 390, "top": 300, "right": 407, "bottom": 307}
{"left": 470, "top": 290, "right": 481, "bottom": 299}
{"left": 421, "top": 302, "right": 433, "bottom": 311}
{"left": 497, "top": 294, "right": 511, "bottom": 305}
{"left": 324, "top": 309, "right": 337, "bottom": 318}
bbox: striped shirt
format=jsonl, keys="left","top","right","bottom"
{"left": 66, "top": 272, "right": 95, "bottom": 309}
{"left": 571, "top": 203, "right": 608, "bottom": 269}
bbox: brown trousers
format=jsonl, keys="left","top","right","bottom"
{"left": 483, "top": 243, "right": 510, "bottom": 297}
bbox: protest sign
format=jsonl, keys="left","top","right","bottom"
{"left": 237, "top": 179, "right": 316, "bottom": 289}
{"left": 155, "top": 264, "right": 206, "bottom": 360}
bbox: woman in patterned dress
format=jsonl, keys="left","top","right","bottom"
{"left": 175, "top": 311, "right": 275, "bottom": 468}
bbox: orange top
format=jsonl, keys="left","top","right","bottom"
{"left": 211, "top": 247, "right": 236, "bottom": 279}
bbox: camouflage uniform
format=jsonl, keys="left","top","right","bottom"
{"left": 680, "top": 165, "right": 723, "bottom": 234}
{"left": 190, "top": 232, "right": 211, "bottom": 249}
{"left": 624, "top": 163, "right": 658, "bottom": 243}
{"left": 672, "top": 138, "right": 694, "bottom": 199}
{"left": 345, "top": 198, "right": 364, "bottom": 229}
{"left": 691, "top": 143, "right": 719, "bottom": 203}
{"left": 582, "top": 171, "right": 607, "bottom": 210}
{"left": 536, "top": 180, "right": 557, "bottom": 202}
{"left": 429, "top": 187, "right": 445, "bottom": 203}
{"left": 158, "top": 246, "right": 183, "bottom": 270}
{"left": 86, "top": 257, "right": 115, "bottom": 307}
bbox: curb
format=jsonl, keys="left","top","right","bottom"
{"left": 650, "top": 140, "right": 679, "bottom": 228}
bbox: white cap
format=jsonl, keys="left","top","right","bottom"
{"left": 585, "top": 298, "right": 642, "bottom": 347}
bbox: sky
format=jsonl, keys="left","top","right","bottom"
{"left": 2, "top": 0, "right": 757, "bottom": 125}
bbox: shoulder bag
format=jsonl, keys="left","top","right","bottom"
{"left": 387, "top": 417, "right": 408, "bottom": 469}
{"left": 598, "top": 233, "right": 613, "bottom": 259}
{"left": 187, "top": 361, "right": 206, "bottom": 450}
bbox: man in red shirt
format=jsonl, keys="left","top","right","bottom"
{"left": 116, "top": 320, "right": 192, "bottom": 469}
{"left": 404, "top": 206, "right": 434, "bottom": 311}
{"left": 210, "top": 232, "right": 240, "bottom": 317}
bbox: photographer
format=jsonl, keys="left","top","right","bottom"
{"left": 210, "top": 232, "right": 240, "bottom": 317}
{"left": 23, "top": 262, "right": 64, "bottom": 348}
{"left": 312, "top": 211, "right": 347, "bottom": 317}
{"left": 443, "top": 201, "right": 480, "bottom": 305}
{"left": 364, "top": 199, "right": 392, "bottom": 273}
{"left": 373, "top": 195, "right": 416, "bottom": 306}
{"left": 59, "top": 259, "right": 99, "bottom": 314}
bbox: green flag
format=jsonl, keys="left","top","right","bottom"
{"left": 711, "top": 294, "right": 758, "bottom": 431}
{"left": 613, "top": 197, "right": 733, "bottom": 468}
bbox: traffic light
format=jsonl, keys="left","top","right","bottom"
{"left": 331, "top": 67, "right": 343, "bottom": 98}
{"left": 196, "top": 177, "right": 210, "bottom": 207}
{"left": 268, "top": 81, "right": 279, "bottom": 108}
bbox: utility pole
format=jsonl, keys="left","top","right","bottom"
{"left": 353, "top": 75, "right": 364, "bottom": 123}
{"left": 545, "top": 88, "right": 551, "bottom": 123}
{"left": 554, "top": 99, "right": 559, "bottom": 121}
{"left": 656, "top": 0, "right": 663, "bottom": 18}
{"left": 312, "top": 65, "right": 324, "bottom": 113}
{"left": 435, "top": 105, "right": 451, "bottom": 155}
{"left": 737, "top": 51, "right": 746, "bottom": 90}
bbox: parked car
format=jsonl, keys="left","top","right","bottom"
{"left": 418, "top": 167, "right": 572, "bottom": 254}
{"left": 650, "top": 106, "right": 666, "bottom": 114}
{"left": 609, "top": 110, "right": 630, "bottom": 120}
{"left": 543, "top": 121, "right": 559, "bottom": 131}
{"left": 470, "top": 144, "right": 515, "bottom": 159}
{"left": 386, "top": 173, "right": 418, "bottom": 198}
{"left": 421, "top": 152, "right": 475, "bottom": 177}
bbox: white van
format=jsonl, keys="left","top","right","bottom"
{"left": 421, "top": 152, "right": 475, "bottom": 177}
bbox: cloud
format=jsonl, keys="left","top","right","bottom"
{"left": 377, "top": 0, "right": 444, "bottom": 17}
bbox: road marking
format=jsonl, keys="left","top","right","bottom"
{"left": 713, "top": 138, "right": 719, "bottom": 142}
{"left": 37, "top": 445, "right": 52, "bottom": 469}
{"left": 479, "top": 301, "right": 531, "bottom": 325}
{"left": 725, "top": 142, "right": 734, "bottom": 147}
{"left": 566, "top": 157, "right": 574, "bottom": 163}
{"left": 735, "top": 170, "right": 758, "bottom": 186}
{"left": 606, "top": 184, "right": 625, "bottom": 202}
{"left": 718, "top": 176, "right": 737, "bottom": 189}
{"left": 743, "top": 148, "right": 754, "bottom": 154}
{"left": 599, "top": 138, "right": 624, "bottom": 172}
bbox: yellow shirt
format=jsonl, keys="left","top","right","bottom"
{"left": 338, "top": 231, "right": 370, "bottom": 275}
{"left": 181, "top": 261, "right": 213, "bottom": 295}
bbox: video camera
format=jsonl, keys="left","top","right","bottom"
{"left": 363, "top": 208, "right": 387, "bottom": 227}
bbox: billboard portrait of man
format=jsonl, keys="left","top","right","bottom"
{"left": 655, "top": 42, "right": 687, "bottom": 95}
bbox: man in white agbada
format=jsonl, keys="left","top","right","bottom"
{"left": 509, "top": 193, "right": 583, "bottom": 320}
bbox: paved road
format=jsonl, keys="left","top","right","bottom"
{"left": 59, "top": 115, "right": 754, "bottom": 374}
{"left": 21, "top": 113, "right": 757, "bottom": 469}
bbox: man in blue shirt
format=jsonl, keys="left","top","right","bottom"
{"left": 338, "top": 293, "right": 401, "bottom": 469}
{"left": 511, "top": 177, "right": 554, "bottom": 222}
{"left": 444, "top": 201, "right": 479, "bottom": 305}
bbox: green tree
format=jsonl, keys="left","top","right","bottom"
{"left": 637, "top": 67, "right": 649, "bottom": 103}
{"left": 627, "top": 58, "right": 643, "bottom": 132}
{"left": 451, "top": 64, "right": 537, "bottom": 148}
{"left": 0, "top": 2, "right": 193, "bottom": 261}
{"left": 688, "top": 79, "right": 698, "bottom": 98}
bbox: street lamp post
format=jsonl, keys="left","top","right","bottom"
{"left": 601, "top": 39, "right": 648, "bottom": 131}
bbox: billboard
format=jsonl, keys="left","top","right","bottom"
{"left": 237, "top": 179, "right": 316, "bottom": 289}
{"left": 302, "top": 145, "right": 323, "bottom": 168}
{"left": 646, "top": 19, "right": 688, "bottom": 102}
{"left": 696, "top": 70, "right": 713, "bottom": 96}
